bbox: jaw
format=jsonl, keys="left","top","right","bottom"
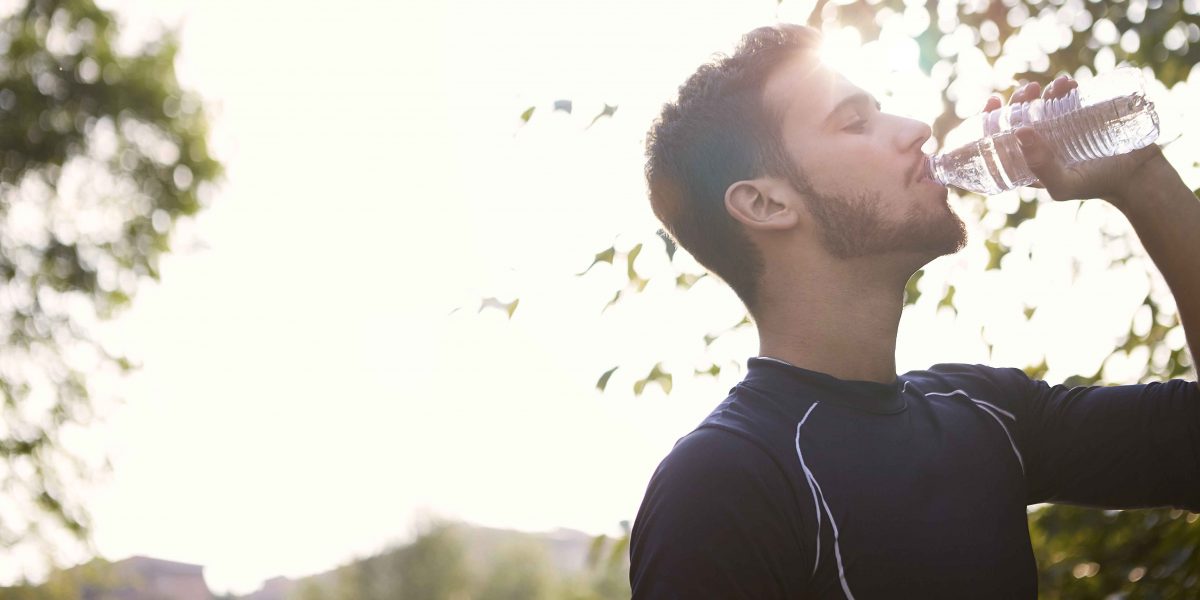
{"left": 848, "top": 206, "right": 968, "bottom": 282}
{"left": 771, "top": 184, "right": 967, "bottom": 288}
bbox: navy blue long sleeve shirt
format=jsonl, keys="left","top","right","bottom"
{"left": 630, "top": 358, "right": 1200, "bottom": 599}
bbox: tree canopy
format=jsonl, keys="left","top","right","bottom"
{"left": 0, "top": 0, "right": 221, "bottom": 564}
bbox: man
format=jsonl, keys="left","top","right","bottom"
{"left": 629, "top": 23, "right": 1200, "bottom": 599}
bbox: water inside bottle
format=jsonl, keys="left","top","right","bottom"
{"left": 930, "top": 91, "right": 1159, "bottom": 195}
{"left": 930, "top": 132, "right": 1030, "bottom": 195}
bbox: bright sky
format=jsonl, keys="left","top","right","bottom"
{"left": 3, "top": 0, "right": 1198, "bottom": 594}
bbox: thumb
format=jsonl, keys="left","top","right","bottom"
{"left": 1015, "top": 126, "right": 1060, "bottom": 188}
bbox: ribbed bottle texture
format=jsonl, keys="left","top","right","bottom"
{"left": 928, "top": 68, "right": 1160, "bottom": 195}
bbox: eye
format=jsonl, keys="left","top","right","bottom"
{"left": 844, "top": 118, "right": 868, "bottom": 133}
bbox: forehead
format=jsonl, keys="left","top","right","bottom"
{"left": 761, "top": 56, "right": 857, "bottom": 129}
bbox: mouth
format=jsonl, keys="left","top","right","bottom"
{"left": 911, "top": 154, "right": 940, "bottom": 187}
{"left": 910, "top": 155, "right": 927, "bottom": 186}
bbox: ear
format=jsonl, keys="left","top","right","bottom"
{"left": 725, "top": 179, "right": 798, "bottom": 232}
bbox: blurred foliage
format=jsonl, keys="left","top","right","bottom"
{"left": 0, "top": 0, "right": 222, "bottom": 560}
{"left": 570, "top": 522, "right": 631, "bottom": 600}
{"left": 285, "top": 521, "right": 629, "bottom": 600}
{"left": 514, "top": 0, "right": 1200, "bottom": 595}
{"left": 0, "top": 557, "right": 131, "bottom": 600}
{"left": 475, "top": 542, "right": 555, "bottom": 600}
{"left": 1030, "top": 506, "right": 1200, "bottom": 598}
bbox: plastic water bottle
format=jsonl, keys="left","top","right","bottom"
{"left": 927, "top": 68, "right": 1160, "bottom": 195}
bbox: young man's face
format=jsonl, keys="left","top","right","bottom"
{"left": 761, "top": 55, "right": 965, "bottom": 260}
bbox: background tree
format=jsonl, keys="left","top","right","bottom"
{"left": 0, "top": 0, "right": 221, "bottom": 564}
{"left": 273, "top": 520, "right": 630, "bottom": 600}
{"left": 558, "top": 523, "right": 631, "bottom": 600}
{"left": 392, "top": 523, "right": 473, "bottom": 600}
{"left": 522, "top": 0, "right": 1200, "bottom": 594}
{"left": 476, "top": 541, "right": 555, "bottom": 600}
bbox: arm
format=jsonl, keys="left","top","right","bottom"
{"left": 1013, "top": 373, "right": 1200, "bottom": 510}
{"left": 1109, "top": 156, "right": 1200, "bottom": 384}
{"left": 1006, "top": 76, "right": 1200, "bottom": 382}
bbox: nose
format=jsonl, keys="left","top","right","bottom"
{"left": 895, "top": 116, "right": 932, "bottom": 153}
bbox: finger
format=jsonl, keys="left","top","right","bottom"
{"left": 1007, "top": 82, "right": 1026, "bottom": 105}
{"left": 1024, "top": 82, "right": 1042, "bottom": 102}
{"left": 1016, "top": 126, "right": 1063, "bottom": 191}
{"left": 982, "top": 96, "right": 1003, "bottom": 135}
{"left": 1058, "top": 78, "right": 1078, "bottom": 99}
{"left": 1011, "top": 81, "right": 1041, "bottom": 105}
{"left": 1044, "top": 75, "right": 1076, "bottom": 100}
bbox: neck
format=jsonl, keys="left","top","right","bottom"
{"left": 755, "top": 260, "right": 911, "bottom": 384}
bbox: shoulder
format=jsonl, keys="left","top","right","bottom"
{"left": 909, "top": 362, "right": 1037, "bottom": 395}
{"left": 631, "top": 426, "right": 811, "bottom": 598}
{"left": 644, "top": 426, "right": 787, "bottom": 500}
{"left": 633, "top": 426, "right": 807, "bottom": 545}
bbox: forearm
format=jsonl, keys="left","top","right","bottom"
{"left": 1111, "top": 155, "right": 1200, "bottom": 380}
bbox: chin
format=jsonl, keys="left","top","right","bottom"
{"left": 905, "top": 207, "right": 968, "bottom": 259}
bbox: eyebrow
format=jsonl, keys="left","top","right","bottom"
{"left": 825, "top": 92, "right": 882, "bottom": 125}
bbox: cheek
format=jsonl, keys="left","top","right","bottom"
{"left": 802, "top": 143, "right": 885, "bottom": 193}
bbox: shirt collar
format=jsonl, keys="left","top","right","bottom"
{"left": 744, "top": 356, "right": 907, "bottom": 414}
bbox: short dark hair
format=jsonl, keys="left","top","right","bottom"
{"left": 644, "top": 24, "right": 821, "bottom": 314}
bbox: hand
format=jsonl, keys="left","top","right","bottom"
{"left": 982, "top": 75, "right": 1166, "bottom": 207}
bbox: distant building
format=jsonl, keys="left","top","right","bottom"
{"left": 239, "top": 576, "right": 294, "bottom": 600}
{"left": 80, "top": 556, "right": 212, "bottom": 600}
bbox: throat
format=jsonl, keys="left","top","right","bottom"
{"left": 756, "top": 284, "right": 903, "bottom": 385}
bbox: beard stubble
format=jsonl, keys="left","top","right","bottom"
{"left": 800, "top": 186, "right": 968, "bottom": 260}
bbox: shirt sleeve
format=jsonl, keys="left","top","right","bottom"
{"left": 1008, "top": 371, "right": 1200, "bottom": 510}
{"left": 629, "top": 426, "right": 811, "bottom": 600}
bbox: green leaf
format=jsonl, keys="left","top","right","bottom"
{"left": 654, "top": 372, "right": 672, "bottom": 395}
{"left": 1018, "top": 357, "right": 1045, "bottom": 380}
{"left": 519, "top": 106, "right": 535, "bottom": 123}
{"left": 596, "top": 366, "right": 619, "bottom": 391}
{"left": 703, "top": 316, "right": 752, "bottom": 348}
{"left": 904, "top": 269, "right": 924, "bottom": 306}
{"left": 633, "top": 362, "right": 672, "bottom": 396}
{"left": 601, "top": 289, "right": 622, "bottom": 313}
{"left": 587, "top": 103, "right": 619, "bottom": 129}
{"left": 626, "top": 243, "right": 643, "bottom": 281}
{"left": 984, "top": 239, "right": 1007, "bottom": 271}
{"left": 676, "top": 272, "right": 704, "bottom": 290}
{"left": 577, "top": 246, "right": 616, "bottom": 276}
{"left": 1010, "top": 197, "right": 1039, "bottom": 226}
{"left": 938, "top": 286, "right": 957, "bottom": 313}
{"left": 478, "top": 297, "right": 519, "bottom": 319}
